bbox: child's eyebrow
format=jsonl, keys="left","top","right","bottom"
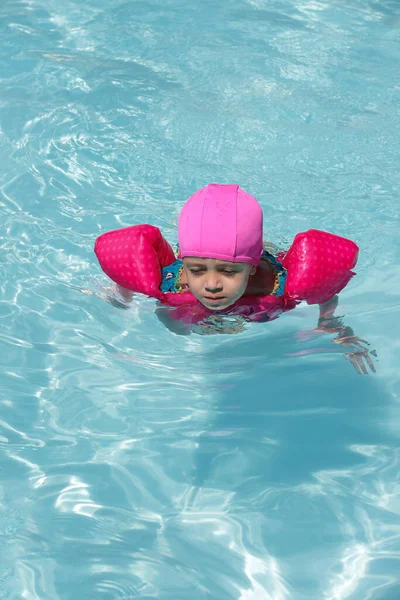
{"left": 187, "top": 263, "right": 241, "bottom": 271}
{"left": 184, "top": 259, "right": 242, "bottom": 269}
{"left": 216, "top": 265, "right": 240, "bottom": 271}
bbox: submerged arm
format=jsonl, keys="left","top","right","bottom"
{"left": 317, "top": 295, "right": 376, "bottom": 375}
{"left": 117, "top": 285, "right": 134, "bottom": 302}
{"left": 155, "top": 306, "right": 190, "bottom": 336}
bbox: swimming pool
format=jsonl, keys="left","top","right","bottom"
{"left": 1, "top": 0, "right": 399, "bottom": 597}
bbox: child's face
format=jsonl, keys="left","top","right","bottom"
{"left": 183, "top": 257, "right": 255, "bottom": 310}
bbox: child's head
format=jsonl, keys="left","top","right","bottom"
{"left": 178, "top": 184, "right": 263, "bottom": 310}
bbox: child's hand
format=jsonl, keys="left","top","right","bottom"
{"left": 333, "top": 327, "right": 377, "bottom": 375}
{"left": 344, "top": 350, "right": 377, "bottom": 375}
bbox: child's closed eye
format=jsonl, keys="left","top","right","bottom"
{"left": 189, "top": 269, "right": 205, "bottom": 275}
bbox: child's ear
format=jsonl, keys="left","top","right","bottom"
{"left": 250, "top": 266, "right": 256, "bottom": 276}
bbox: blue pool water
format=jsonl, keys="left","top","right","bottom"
{"left": 1, "top": 0, "right": 400, "bottom": 598}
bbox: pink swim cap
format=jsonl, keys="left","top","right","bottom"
{"left": 178, "top": 184, "right": 264, "bottom": 266}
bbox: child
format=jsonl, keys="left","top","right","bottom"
{"left": 165, "top": 183, "right": 281, "bottom": 311}
{"left": 95, "top": 184, "right": 375, "bottom": 373}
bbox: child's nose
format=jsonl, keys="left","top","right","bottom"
{"left": 205, "top": 274, "right": 222, "bottom": 292}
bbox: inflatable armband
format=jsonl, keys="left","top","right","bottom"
{"left": 279, "top": 229, "right": 358, "bottom": 305}
{"left": 94, "top": 225, "right": 175, "bottom": 299}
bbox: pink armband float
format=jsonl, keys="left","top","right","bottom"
{"left": 94, "top": 224, "right": 175, "bottom": 300}
{"left": 94, "top": 225, "right": 358, "bottom": 316}
{"left": 279, "top": 229, "right": 359, "bottom": 305}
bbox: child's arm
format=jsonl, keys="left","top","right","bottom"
{"left": 317, "top": 295, "right": 376, "bottom": 375}
{"left": 318, "top": 295, "right": 341, "bottom": 327}
{"left": 117, "top": 285, "right": 134, "bottom": 302}
{"left": 155, "top": 307, "right": 190, "bottom": 336}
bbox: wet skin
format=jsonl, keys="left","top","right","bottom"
{"left": 181, "top": 256, "right": 277, "bottom": 311}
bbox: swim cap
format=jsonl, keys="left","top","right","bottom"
{"left": 178, "top": 184, "right": 264, "bottom": 266}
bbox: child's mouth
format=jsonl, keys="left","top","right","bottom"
{"left": 204, "top": 296, "right": 226, "bottom": 304}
